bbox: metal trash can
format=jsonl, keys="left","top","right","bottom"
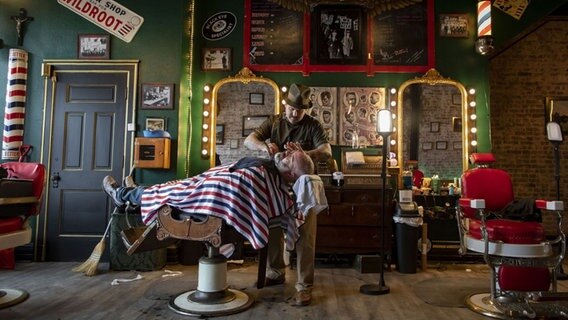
{"left": 394, "top": 201, "right": 423, "bottom": 274}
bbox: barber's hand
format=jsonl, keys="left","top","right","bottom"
{"left": 284, "top": 141, "right": 304, "bottom": 152}
{"left": 265, "top": 142, "right": 278, "bottom": 156}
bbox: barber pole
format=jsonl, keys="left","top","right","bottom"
{"left": 477, "top": 0, "right": 492, "bottom": 37}
{"left": 3, "top": 49, "right": 28, "bottom": 160}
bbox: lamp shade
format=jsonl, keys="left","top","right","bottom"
{"left": 547, "top": 122, "right": 564, "bottom": 143}
{"left": 377, "top": 109, "right": 393, "bottom": 134}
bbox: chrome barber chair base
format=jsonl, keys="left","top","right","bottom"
{"left": 169, "top": 289, "right": 253, "bottom": 317}
{"left": 466, "top": 293, "right": 510, "bottom": 319}
{"left": 466, "top": 292, "right": 568, "bottom": 319}
{"left": 0, "top": 288, "right": 29, "bottom": 309}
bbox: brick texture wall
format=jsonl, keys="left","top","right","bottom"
{"left": 490, "top": 20, "right": 568, "bottom": 235}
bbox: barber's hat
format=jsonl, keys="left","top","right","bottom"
{"left": 284, "top": 83, "right": 312, "bottom": 109}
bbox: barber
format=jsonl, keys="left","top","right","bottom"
{"left": 244, "top": 83, "right": 331, "bottom": 306}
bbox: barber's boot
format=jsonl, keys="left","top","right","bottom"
{"left": 103, "top": 176, "right": 125, "bottom": 206}
{"left": 123, "top": 175, "right": 138, "bottom": 188}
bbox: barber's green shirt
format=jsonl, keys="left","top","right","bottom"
{"left": 254, "top": 114, "right": 329, "bottom": 152}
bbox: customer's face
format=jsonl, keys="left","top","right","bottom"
{"left": 274, "top": 149, "right": 303, "bottom": 182}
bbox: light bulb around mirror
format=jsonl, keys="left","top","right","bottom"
{"left": 203, "top": 110, "right": 209, "bottom": 117}
{"left": 202, "top": 136, "right": 208, "bottom": 142}
{"left": 390, "top": 88, "right": 397, "bottom": 94}
{"left": 469, "top": 101, "right": 476, "bottom": 107}
{"left": 202, "top": 149, "right": 208, "bottom": 155}
{"left": 281, "top": 86, "right": 287, "bottom": 93}
{"left": 390, "top": 139, "right": 396, "bottom": 145}
{"left": 471, "top": 127, "right": 477, "bottom": 133}
{"left": 471, "top": 140, "right": 478, "bottom": 146}
{"left": 203, "top": 124, "right": 209, "bottom": 130}
{"left": 390, "top": 101, "right": 396, "bottom": 107}
{"left": 204, "top": 85, "right": 211, "bottom": 92}
{"left": 470, "top": 114, "right": 477, "bottom": 120}
{"left": 203, "top": 98, "right": 210, "bottom": 104}
{"left": 469, "top": 88, "right": 476, "bottom": 95}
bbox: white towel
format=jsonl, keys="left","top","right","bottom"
{"left": 292, "top": 174, "right": 328, "bottom": 217}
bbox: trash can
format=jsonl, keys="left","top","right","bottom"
{"left": 394, "top": 201, "right": 423, "bottom": 274}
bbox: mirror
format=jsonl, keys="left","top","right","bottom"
{"left": 202, "top": 68, "right": 281, "bottom": 167}
{"left": 396, "top": 69, "right": 471, "bottom": 182}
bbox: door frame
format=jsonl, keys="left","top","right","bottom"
{"left": 38, "top": 60, "right": 139, "bottom": 261}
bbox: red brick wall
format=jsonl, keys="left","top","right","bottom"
{"left": 490, "top": 20, "right": 568, "bottom": 234}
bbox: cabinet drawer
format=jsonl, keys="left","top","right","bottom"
{"left": 319, "top": 205, "right": 381, "bottom": 226}
{"left": 341, "top": 189, "right": 382, "bottom": 203}
{"left": 316, "top": 226, "right": 389, "bottom": 250}
{"left": 324, "top": 189, "right": 341, "bottom": 204}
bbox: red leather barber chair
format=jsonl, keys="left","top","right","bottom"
{"left": 457, "top": 153, "right": 568, "bottom": 318}
{"left": 0, "top": 162, "right": 46, "bottom": 309}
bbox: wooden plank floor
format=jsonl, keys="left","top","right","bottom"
{"left": 1, "top": 261, "right": 568, "bottom": 320}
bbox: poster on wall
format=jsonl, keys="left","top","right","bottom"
{"left": 309, "top": 87, "right": 338, "bottom": 145}
{"left": 493, "top": 0, "right": 530, "bottom": 20}
{"left": 338, "top": 87, "right": 386, "bottom": 147}
{"left": 57, "top": 0, "right": 144, "bottom": 43}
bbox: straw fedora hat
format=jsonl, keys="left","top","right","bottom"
{"left": 284, "top": 83, "right": 312, "bottom": 109}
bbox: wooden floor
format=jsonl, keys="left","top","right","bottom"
{"left": 1, "top": 260, "right": 568, "bottom": 320}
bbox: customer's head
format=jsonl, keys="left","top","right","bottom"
{"left": 274, "top": 149, "right": 314, "bottom": 183}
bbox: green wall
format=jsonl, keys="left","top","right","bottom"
{"left": 0, "top": 0, "right": 565, "bottom": 181}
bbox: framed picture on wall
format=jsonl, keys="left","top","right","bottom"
{"left": 422, "top": 142, "right": 433, "bottom": 151}
{"left": 430, "top": 122, "right": 440, "bottom": 133}
{"left": 202, "top": 48, "right": 232, "bottom": 71}
{"left": 452, "top": 117, "right": 462, "bottom": 132}
{"left": 242, "top": 115, "right": 269, "bottom": 137}
{"left": 339, "top": 87, "right": 385, "bottom": 146}
{"left": 439, "top": 14, "right": 469, "bottom": 38}
{"left": 545, "top": 96, "right": 568, "bottom": 135}
{"left": 216, "top": 124, "right": 225, "bottom": 144}
{"left": 436, "top": 141, "right": 448, "bottom": 150}
{"left": 310, "top": 87, "right": 338, "bottom": 144}
{"left": 141, "top": 83, "right": 174, "bottom": 109}
{"left": 77, "top": 34, "right": 110, "bottom": 59}
{"left": 145, "top": 117, "right": 165, "bottom": 131}
{"left": 249, "top": 93, "right": 264, "bottom": 105}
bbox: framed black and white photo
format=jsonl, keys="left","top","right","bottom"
{"left": 77, "top": 34, "right": 110, "bottom": 59}
{"left": 439, "top": 14, "right": 469, "bottom": 38}
{"left": 145, "top": 117, "right": 165, "bottom": 131}
{"left": 216, "top": 124, "right": 225, "bottom": 145}
{"left": 452, "top": 117, "right": 462, "bottom": 132}
{"left": 249, "top": 92, "right": 264, "bottom": 105}
{"left": 242, "top": 115, "right": 269, "bottom": 137}
{"left": 141, "top": 83, "right": 174, "bottom": 110}
{"left": 436, "top": 141, "right": 448, "bottom": 150}
{"left": 202, "top": 48, "right": 232, "bottom": 71}
{"left": 430, "top": 122, "right": 440, "bottom": 133}
{"left": 422, "top": 142, "right": 433, "bottom": 151}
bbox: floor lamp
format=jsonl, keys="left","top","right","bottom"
{"left": 360, "top": 108, "right": 392, "bottom": 296}
{"left": 547, "top": 121, "right": 568, "bottom": 279}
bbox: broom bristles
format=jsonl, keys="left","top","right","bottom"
{"left": 72, "top": 239, "right": 105, "bottom": 276}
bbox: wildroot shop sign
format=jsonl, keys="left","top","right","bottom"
{"left": 58, "top": 0, "right": 144, "bottom": 43}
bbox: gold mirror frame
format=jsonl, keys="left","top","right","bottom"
{"left": 201, "top": 67, "right": 281, "bottom": 167}
{"left": 396, "top": 68, "right": 471, "bottom": 174}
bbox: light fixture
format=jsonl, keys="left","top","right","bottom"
{"left": 360, "top": 108, "right": 392, "bottom": 296}
{"left": 476, "top": 0, "right": 495, "bottom": 55}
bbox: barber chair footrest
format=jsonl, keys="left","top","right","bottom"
{"left": 0, "top": 288, "right": 29, "bottom": 309}
{"left": 169, "top": 289, "right": 253, "bottom": 317}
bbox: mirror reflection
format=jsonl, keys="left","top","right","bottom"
{"left": 207, "top": 68, "right": 280, "bottom": 167}
{"left": 397, "top": 69, "right": 469, "bottom": 187}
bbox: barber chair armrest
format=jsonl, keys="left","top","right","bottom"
{"left": 0, "top": 222, "right": 32, "bottom": 251}
{"left": 535, "top": 200, "right": 564, "bottom": 211}
{"left": 459, "top": 198, "right": 486, "bottom": 209}
{"left": 0, "top": 196, "right": 38, "bottom": 206}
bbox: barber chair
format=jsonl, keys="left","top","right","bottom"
{"left": 457, "top": 153, "right": 568, "bottom": 318}
{"left": 0, "top": 162, "right": 46, "bottom": 309}
{"left": 121, "top": 204, "right": 261, "bottom": 317}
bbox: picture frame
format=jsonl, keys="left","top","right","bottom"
{"left": 311, "top": 87, "right": 338, "bottom": 145}
{"left": 452, "top": 117, "right": 462, "bottom": 133}
{"left": 242, "top": 115, "right": 269, "bottom": 137}
{"left": 77, "top": 34, "right": 110, "bottom": 59}
{"left": 453, "top": 141, "right": 462, "bottom": 150}
{"left": 216, "top": 124, "right": 225, "bottom": 145}
{"left": 422, "top": 142, "right": 433, "bottom": 151}
{"left": 439, "top": 14, "right": 469, "bottom": 38}
{"left": 430, "top": 122, "right": 440, "bottom": 133}
{"left": 145, "top": 117, "right": 165, "bottom": 131}
{"left": 545, "top": 96, "right": 568, "bottom": 135}
{"left": 249, "top": 92, "right": 264, "bottom": 105}
{"left": 141, "top": 83, "right": 174, "bottom": 110}
{"left": 436, "top": 141, "right": 448, "bottom": 150}
{"left": 452, "top": 93, "right": 462, "bottom": 105}
{"left": 202, "top": 48, "right": 232, "bottom": 71}
{"left": 338, "top": 87, "right": 385, "bottom": 146}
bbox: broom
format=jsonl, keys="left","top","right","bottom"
{"left": 72, "top": 214, "right": 114, "bottom": 276}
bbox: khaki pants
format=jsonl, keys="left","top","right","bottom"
{"left": 266, "top": 210, "right": 317, "bottom": 292}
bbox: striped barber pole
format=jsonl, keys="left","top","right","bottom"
{"left": 3, "top": 49, "right": 28, "bottom": 160}
{"left": 477, "top": 1, "right": 492, "bottom": 37}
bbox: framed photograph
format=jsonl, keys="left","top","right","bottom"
{"left": 141, "top": 83, "right": 174, "bottom": 110}
{"left": 439, "top": 14, "right": 469, "bottom": 38}
{"left": 249, "top": 93, "right": 264, "bottom": 105}
{"left": 453, "top": 141, "right": 462, "bottom": 150}
{"left": 452, "top": 93, "right": 462, "bottom": 105}
{"left": 430, "top": 122, "right": 440, "bottom": 133}
{"left": 311, "top": 5, "right": 365, "bottom": 65}
{"left": 77, "top": 34, "right": 110, "bottom": 59}
{"left": 452, "top": 117, "right": 462, "bottom": 133}
{"left": 339, "top": 87, "right": 385, "bottom": 146}
{"left": 242, "top": 115, "right": 269, "bottom": 137}
{"left": 436, "top": 141, "right": 448, "bottom": 150}
{"left": 216, "top": 124, "right": 225, "bottom": 145}
{"left": 145, "top": 117, "right": 165, "bottom": 131}
{"left": 422, "top": 142, "right": 433, "bottom": 151}
{"left": 545, "top": 96, "right": 568, "bottom": 135}
{"left": 310, "top": 87, "right": 338, "bottom": 144}
{"left": 202, "top": 48, "right": 232, "bottom": 71}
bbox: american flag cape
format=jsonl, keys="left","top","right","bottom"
{"left": 140, "top": 163, "right": 297, "bottom": 250}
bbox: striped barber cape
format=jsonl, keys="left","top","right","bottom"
{"left": 140, "top": 162, "right": 296, "bottom": 250}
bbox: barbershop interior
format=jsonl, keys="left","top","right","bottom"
{"left": 3, "top": 0, "right": 568, "bottom": 319}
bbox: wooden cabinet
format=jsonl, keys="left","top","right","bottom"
{"left": 317, "top": 185, "right": 393, "bottom": 254}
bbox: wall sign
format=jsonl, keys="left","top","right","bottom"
{"left": 58, "top": 0, "right": 144, "bottom": 43}
{"left": 202, "top": 11, "right": 237, "bottom": 41}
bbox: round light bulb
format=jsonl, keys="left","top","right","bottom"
{"left": 202, "top": 149, "right": 208, "bottom": 155}
{"left": 281, "top": 86, "right": 287, "bottom": 93}
{"left": 469, "top": 88, "right": 476, "bottom": 95}
{"left": 203, "top": 98, "right": 210, "bottom": 104}
{"left": 203, "top": 110, "right": 209, "bottom": 117}
{"left": 390, "top": 88, "right": 397, "bottom": 94}
{"left": 471, "top": 140, "right": 478, "bottom": 146}
{"left": 204, "top": 85, "right": 210, "bottom": 92}
{"left": 390, "top": 101, "right": 396, "bottom": 107}
{"left": 469, "top": 101, "right": 476, "bottom": 107}
{"left": 471, "top": 127, "right": 477, "bottom": 133}
{"left": 390, "top": 139, "right": 396, "bottom": 145}
{"left": 202, "top": 136, "right": 208, "bottom": 142}
{"left": 470, "top": 114, "right": 477, "bottom": 120}
{"left": 203, "top": 124, "right": 209, "bottom": 130}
